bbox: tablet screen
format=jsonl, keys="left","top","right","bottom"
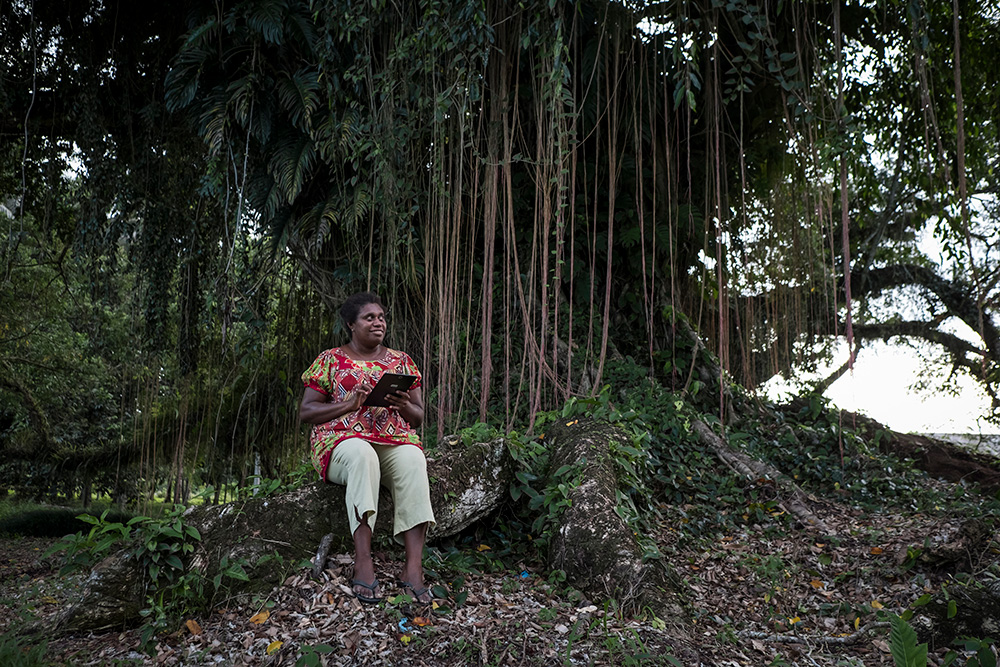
{"left": 362, "top": 373, "right": 418, "bottom": 407}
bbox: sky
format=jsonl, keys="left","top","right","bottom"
{"left": 763, "top": 339, "right": 999, "bottom": 436}
{"left": 763, "top": 220, "right": 999, "bottom": 438}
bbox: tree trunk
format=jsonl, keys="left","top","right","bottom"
{"left": 43, "top": 436, "right": 514, "bottom": 634}
{"left": 79, "top": 471, "right": 92, "bottom": 508}
{"left": 542, "top": 419, "right": 684, "bottom": 616}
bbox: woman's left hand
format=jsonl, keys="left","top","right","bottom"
{"left": 385, "top": 387, "right": 424, "bottom": 427}
{"left": 384, "top": 388, "right": 414, "bottom": 410}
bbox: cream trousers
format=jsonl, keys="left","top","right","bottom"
{"left": 325, "top": 437, "right": 436, "bottom": 543}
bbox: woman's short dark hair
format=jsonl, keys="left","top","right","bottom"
{"left": 340, "top": 292, "right": 384, "bottom": 329}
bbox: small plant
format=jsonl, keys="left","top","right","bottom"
{"left": 43, "top": 509, "right": 131, "bottom": 574}
{"left": 459, "top": 421, "right": 499, "bottom": 446}
{"left": 888, "top": 613, "right": 927, "bottom": 667}
{"left": 0, "top": 631, "right": 48, "bottom": 667}
{"left": 940, "top": 637, "right": 998, "bottom": 667}
{"left": 538, "top": 606, "right": 559, "bottom": 622}
{"left": 427, "top": 576, "right": 469, "bottom": 611}
{"left": 295, "top": 642, "right": 335, "bottom": 667}
{"left": 602, "top": 629, "right": 673, "bottom": 667}
{"left": 128, "top": 506, "right": 202, "bottom": 585}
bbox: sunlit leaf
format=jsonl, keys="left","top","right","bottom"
{"left": 266, "top": 640, "right": 283, "bottom": 655}
{"left": 249, "top": 610, "right": 270, "bottom": 624}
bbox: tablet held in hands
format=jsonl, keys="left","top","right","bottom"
{"left": 362, "top": 373, "right": 418, "bottom": 407}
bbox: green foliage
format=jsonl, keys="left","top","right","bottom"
{"left": 235, "top": 462, "right": 313, "bottom": 500}
{"left": 0, "top": 632, "right": 48, "bottom": 667}
{"left": 295, "top": 643, "right": 335, "bottom": 667}
{"left": 128, "top": 506, "right": 202, "bottom": 587}
{"left": 889, "top": 613, "right": 928, "bottom": 667}
{"left": 949, "top": 637, "right": 997, "bottom": 667}
{"left": 458, "top": 422, "right": 501, "bottom": 447}
{"left": 42, "top": 504, "right": 223, "bottom": 654}
{"left": 736, "top": 393, "right": 975, "bottom": 512}
{"left": 43, "top": 510, "right": 132, "bottom": 575}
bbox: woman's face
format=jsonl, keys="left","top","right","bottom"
{"left": 350, "top": 302, "right": 386, "bottom": 347}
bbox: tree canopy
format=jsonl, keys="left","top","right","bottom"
{"left": 1, "top": 0, "right": 999, "bottom": 499}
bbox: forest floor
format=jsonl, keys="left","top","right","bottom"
{"left": 0, "top": 478, "right": 982, "bottom": 667}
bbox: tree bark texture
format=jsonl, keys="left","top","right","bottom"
{"left": 542, "top": 419, "right": 684, "bottom": 616}
{"left": 45, "top": 437, "right": 513, "bottom": 633}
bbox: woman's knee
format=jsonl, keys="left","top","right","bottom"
{"left": 381, "top": 446, "right": 429, "bottom": 491}
{"left": 394, "top": 445, "right": 428, "bottom": 469}
{"left": 327, "top": 438, "right": 380, "bottom": 484}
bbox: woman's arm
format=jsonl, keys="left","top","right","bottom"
{"left": 298, "top": 384, "right": 371, "bottom": 424}
{"left": 385, "top": 386, "right": 424, "bottom": 428}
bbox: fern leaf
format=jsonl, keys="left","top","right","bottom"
{"left": 268, "top": 133, "right": 315, "bottom": 204}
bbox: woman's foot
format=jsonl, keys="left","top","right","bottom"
{"left": 399, "top": 579, "right": 433, "bottom": 604}
{"left": 352, "top": 554, "right": 380, "bottom": 603}
{"left": 351, "top": 576, "right": 382, "bottom": 604}
{"left": 400, "top": 523, "right": 430, "bottom": 602}
{"left": 351, "top": 522, "right": 380, "bottom": 602}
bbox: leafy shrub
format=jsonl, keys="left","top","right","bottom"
{"left": 0, "top": 506, "right": 133, "bottom": 538}
{"left": 0, "top": 633, "right": 48, "bottom": 667}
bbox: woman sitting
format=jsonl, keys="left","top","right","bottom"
{"left": 298, "top": 292, "right": 435, "bottom": 603}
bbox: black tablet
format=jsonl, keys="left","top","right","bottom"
{"left": 363, "top": 373, "right": 419, "bottom": 407}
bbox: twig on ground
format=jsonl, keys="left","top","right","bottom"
{"left": 311, "top": 533, "right": 334, "bottom": 580}
{"left": 738, "top": 621, "right": 890, "bottom": 646}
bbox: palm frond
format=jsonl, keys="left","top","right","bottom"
{"left": 246, "top": 0, "right": 288, "bottom": 44}
{"left": 276, "top": 68, "right": 321, "bottom": 133}
{"left": 267, "top": 132, "right": 316, "bottom": 204}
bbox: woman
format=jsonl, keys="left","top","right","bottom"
{"left": 299, "top": 292, "right": 435, "bottom": 604}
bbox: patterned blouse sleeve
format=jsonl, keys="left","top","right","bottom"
{"left": 301, "top": 350, "right": 334, "bottom": 396}
{"left": 402, "top": 353, "right": 423, "bottom": 390}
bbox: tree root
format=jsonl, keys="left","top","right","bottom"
{"left": 739, "top": 622, "right": 890, "bottom": 646}
{"left": 691, "top": 420, "right": 834, "bottom": 535}
{"left": 41, "top": 435, "right": 514, "bottom": 634}
{"left": 311, "top": 533, "right": 334, "bottom": 580}
{"left": 543, "top": 419, "right": 684, "bottom": 616}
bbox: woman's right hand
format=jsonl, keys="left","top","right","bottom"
{"left": 299, "top": 381, "right": 371, "bottom": 425}
{"left": 346, "top": 381, "right": 373, "bottom": 411}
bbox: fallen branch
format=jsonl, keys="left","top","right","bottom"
{"left": 739, "top": 621, "right": 890, "bottom": 646}
{"left": 691, "top": 420, "right": 834, "bottom": 535}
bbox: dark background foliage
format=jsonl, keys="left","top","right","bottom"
{"left": 1, "top": 0, "right": 998, "bottom": 505}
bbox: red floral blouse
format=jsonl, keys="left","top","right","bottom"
{"left": 301, "top": 346, "right": 423, "bottom": 481}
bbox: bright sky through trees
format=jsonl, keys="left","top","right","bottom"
{"left": 765, "top": 337, "right": 999, "bottom": 436}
